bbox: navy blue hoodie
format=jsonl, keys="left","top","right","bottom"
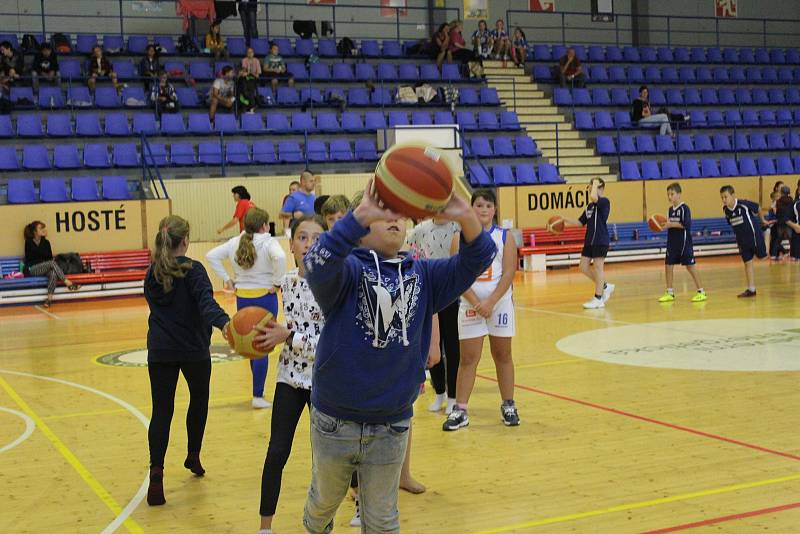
{"left": 304, "top": 212, "right": 495, "bottom": 424}
{"left": 144, "top": 256, "right": 230, "bottom": 362}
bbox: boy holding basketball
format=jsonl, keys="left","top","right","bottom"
{"left": 559, "top": 178, "right": 614, "bottom": 309}
{"left": 657, "top": 183, "right": 706, "bottom": 302}
{"left": 720, "top": 185, "right": 768, "bottom": 297}
{"left": 301, "top": 179, "right": 494, "bottom": 534}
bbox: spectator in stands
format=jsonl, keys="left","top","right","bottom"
{"left": 472, "top": 19, "right": 492, "bottom": 60}
{"left": 0, "top": 41, "right": 22, "bottom": 89}
{"left": 264, "top": 43, "right": 293, "bottom": 93}
{"left": 205, "top": 22, "right": 229, "bottom": 60}
{"left": 87, "top": 45, "right": 121, "bottom": 93}
{"left": 432, "top": 23, "right": 450, "bottom": 68}
{"left": 241, "top": 46, "right": 262, "bottom": 77}
{"left": 447, "top": 20, "right": 472, "bottom": 65}
{"left": 31, "top": 42, "right": 59, "bottom": 91}
{"left": 632, "top": 85, "right": 673, "bottom": 136}
{"left": 140, "top": 45, "right": 160, "bottom": 91}
{"left": 510, "top": 27, "right": 527, "bottom": 68}
{"left": 208, "top": 65, "right": 236, "bottom": 122}
{"left": 557, "top": 47, "right": 585, "bottom": 88}
{"left": 151, "top": 70, "right": 179, "bottom": 114}
{"left": 280, "top": 170, "right": 317, "bottom": 231}
{"left": 218, "top": 185, "right": 256, "bottom": 235}
{"left": 23, "top": 221, "right": 80, "bottom": 308}
{"left": 239, "top": 0, "right": 259, "bottom": 47}
{"left": 489, "top": 19, "right": 510, "bottom": 60}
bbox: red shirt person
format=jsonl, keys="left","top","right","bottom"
{"left": 217, "top": 185, "right": 255, "bottom": 234}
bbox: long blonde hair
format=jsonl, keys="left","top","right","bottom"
{"left": 235, "top": 208, "right": 270, "bottom": 269}
{"left": 152, "top": 215, "right": 192, "bottom": 293}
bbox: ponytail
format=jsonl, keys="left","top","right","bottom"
{"left": 24, "top": 220, "right": 44, "bottom": 240}
{"left": 152, "top": 215, "right": 191, "bottom": 293}
{"left": 235, "top": 207, "right": 269, "bottom": 269}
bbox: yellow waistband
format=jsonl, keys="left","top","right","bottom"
{"left": 235, "top": 287, "right": 275, "bottom": 298}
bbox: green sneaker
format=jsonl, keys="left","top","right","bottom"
{"left": 658, "top": 292, "right": 675, "bottom": 302}
{"left": 691, "top": 291, "right": 708, "bottom": 302}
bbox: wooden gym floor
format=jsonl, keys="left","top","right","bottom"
{"left": 1, "top": 255, "right": 799, "bottom": 534}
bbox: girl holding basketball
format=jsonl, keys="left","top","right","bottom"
{"left": 443, "top": 189, "right": 520, "bottom": 431}
{"left": 144, "top": 215, "right": 230, "bottom": 506}
{"left": 206, "top": 208, "right": 286, "bottom": 408}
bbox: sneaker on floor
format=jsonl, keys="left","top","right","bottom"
{"left": 349, "top": 499, "right": 361, "bottom": 527}
{"left": 691, "top": 291, "right": 707, "bottom": 302}
{"left": 501, "top": 403, "right": 521, "bottom": 426}
{"left": 428, "top": 393, "right": 445, "bottom": 412}
{"left": 252, "top": 397, "right": 272, "bottom": 409}
{"left": 737, "top": 289, "right": 757, "bottom": 298}
{"left": 658, "top": 292, "right": 675, "bottom": 302}
{"left": 442, "top": 409, "right": 469, "bottom": 431}
{"left": 258, "top": 530, "right": 274, "bottom": 534}
{"left": 583, "top": 298, "right": 605, "bottom": 309}
{"left": 602, "top": 283, "right": 615, "bottom": 303}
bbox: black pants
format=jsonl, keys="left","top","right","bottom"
{"left": 430, "top": 300, "right": 460, "bottom": 397}
{"left": 769, "top": 224, "right": 788, "bottom": 257}
{"left": 240, "top": 3, "right": 259, "bottom": 46}
{"left": 148, "top": 359, "right": 211, "bottom": 468}
{"left": 558, "top": 72, "right": 586, "bottom": 88}
{"left": 260, "top": 382, "right": 311, "bottom": 517}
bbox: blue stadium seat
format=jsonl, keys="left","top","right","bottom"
{"left": 304, "top": 140, "right": 327, "bottom": 163}
{"left": 0, "top": 146, "right": 19, "bottom": 170}
{"left": 460, "top": 88, "right": 479, "bottom": 105}
{"left": 276, "top": 87, "right": 299, "bottom": 105}
{"left": 278, "top": 141, "right": 303, "bottom": 163}
{"left": 398, "top": 64, "right": 418, "bottom": 80}
{"left": 83, "top": 143, "right": 111, "bottom": 168}
{"left": 7, "top": 179, "right": 36, "bottom": 204}
{"left": 93, "top": 86, "right": 119, "bottom": 109}
{"left": 441, "top": 64, "right": 461, "bottom": 81}
{"left": 591, "top": 88, "right": 611, "bottom": 106}
{"left": 768, "top": 88, "right": 786, "bottom": 105}
{"left": 722, "top": 48, "right": 739, "bottom": 63}
{"left": 500, "top": 111, "right": 520, "bottom": 130}
{"left": 538, "top": 164, "right": 561, "bottom": 184}
{"left": 266, "top": 112, "right": 291, "bottom": 133}
{"left": 724, "top": 110, "right": 742, "bottom": 127}
{"left": 54, "top": 145, "right": 81, "bottom": 169}
{"left": 252, "top": 38, "right": 270, "bottom": 56}
{"left": 172, "top": 87, "right": 199, "bottom": 108}
{"left": 690, "top": 47, "right": 706, "bottom": 63}
{"left": 533, "top": 64, "right": 553, "bottom": 81}
{"left": 71, "top": 177, "right": 100, "bottom": 201}
{"left": 342, "top": 112, "right": 365, "bottom": 131}
{"left": 712, "top": 134, "right": 732, "bottom": 152}
{"left": 198, "top": 142, "right": 222, "bottom": 165}
{"left": 645, "top": 66, "right": 661, "bottom": 83}
{"left": 749, "top": 132, "right": 768, "bottom": 150}
{"left": 707, "top": 47, "right": 723, "bottom": 63}
{"left": 40, "top": 178, "right": 69, "bottom": 202}
{"left": 712, "top": 67, "right": 729, "bottom": 83}
{"left": 666, "top": 88, "right": 683, "bottom": 106}
{"left": 102, "top": 176, "right": 131, "bottom": 200}
{"left": 596, "top": 136, "right": 616, "bottom": 155}
{"left": 478, "top": 111, "right": 498, "bottom": 130}
{"left": 760, "top": 110, "right": 777, "bottom": 126}
{"left": 371, "top": 88, "right": 392, "bottom": 106}
{"left": 456, "top": 111, "right": 476, "bottom": 130}
{"left": 411, "top": 111, "right": 432, "bottom": 125}
{"left": 641, "top": 160, "right": 661, "bottom": 180}
{"left": 574, "top": 112, "right": 593, "bottom": 130}
{"left": 38, "top": 86, "right": 65, "bottom": 109}
{"left": 154, "top": 36, "right": 176, "bottom": 54}
{"left": 420, "top": 64, "right": 441, "bottom": 81}
{"left": 170, "top": 142, "right": 196, "bottom": 166}
{"left": 332, "top": 63, "right": 354, "bottom": 81}
{"left": 618, "top": 135, "right": 636, "bottom": 154}
{"left": 640, "top": 47, "right": 657, "bottom": 62}
{"left": 377, "top": 63, "right": 398, "bottom": 81}
{"left": 689, "top": 110, "right": 707, "bottom": 127}
{"left": 113, "top": 143, "right": 139, "bottom": 167}
{"left": 252, "top": 141, "right": 276, "bottom": 164}
{"left": 738, "top": 157, "right": 758, "bottom": 176}
{"left": 316, "top": 112, "right": 339, "bottom": 133}
{"left": 300, "top": 87, "right": 323, "bottom": 104}
{"left": 355, "top": 63, "right": 376, "bottom": 81}
{"left": 23, "top": 145, "right": 50, "bottom": 170}
{"left": 515, "top": 164, "right": 538, "bottom": 185}
{"left": 741, "top": 110, "right": 759, "bottom": 127}
{"left": 608, "top": 66, "right": 626, "bottom": 83}
{"left": 757, "top": 157, "right": 776, "bottom": 175}
{"left": 694, "top": 134, "right": 713, "bottom": 152}
{"left": 286, "top": 63, "right": 308, "bottom": 81}
{"left": 700, "top": 159, "right": 719, "bottom": 177}
{"left": 628, "top": 66, "right": 645, "bottom": 83}
{"left": 318, "top": 39, "right": 337, "bottom": 57}
{"left": 673, "top": 47, "right": 690, "bottom": 62}
{"left": 383, "top": 41, "right": 403, "bottom": 58}
{"left": 614, "top": 112, "right": 632, "bottom": 129}
{"left": 620, "top": 161, "right": 641, "bottom": 180}
{"left": 360, "top": 39, "right": 380, "bottom": 58}
{"left": 225, "top": 142, "right": 250, "bottom": 165}
{"left": 623, "top": 46, "right": 640, "bottom": 62}
{"left": 469, "top": 137, "right": 492, "bottom": 158}
{"left": 160, "top": 113, "right": 186, "bottom": 135}
{"left": 733, "top": 133, "right": 750, "bottom": 151}
{"left": 533, "top": 44, "right": 551, "bottom": 61}
{"left": 10, "top": 86, "right": 35, "bottom": 107}
{"left": 468, "top": 164, "right": 491, "bottom": 187}
{"left": 291, "top": 112, "right": 314, "bottom": 133}
{"left": 636, "top": 135, "right": 656, "bottom": 154}
{"left": 388, "top": 111, "right": 408, "bottom": 127}
{"left": 434, "top": 111, "right": 454, "bottom": 125}
{"left": 309, "top": 63, "right": 330, "bottom": 80}
{"left": 656, "top": 135, "right": 675, "bottom": 153}
{"left": 776, "top": 156, "right": 794, "bottom": 175}
{"left": 493, "top": 137, "right": 515, "bottom": 157}
{"left": 241, "top": 112, "right": 265, "bottom": 133}
{"left": 754, "top": 48, "right": 770, "bottom": 64}
{"left": 678, "top": 66, "right": 696, "bottom": 83}
{"left": 719, "top": 158, "right": 739, "bottom": 177}
{"left": 354, "top": 139, "right": 378, "bottom": 161}
{"left": 606, "top": 46, "right": 623, "bottom": 62}
{"left": 700, "top": 88, "right": 718, "bottom": 105}
{"left": 295, "top": 39, "right": 314, "bottom": 57}
{"left": 75, "top": 34, "right": 97, "bottom": 54}
{"left": 103, "top": 112, "right": 130, "bottom": 136}
{"left": 347, "top": 88, "right": 370, "bottom": 106}
{"left": 188, "top": 113, "right": 213, "bottom": 134}
{"left": 226, "top": 37, "right": 246, "bottom": 56}
{"left": 684, "top": 88, "right": 701, "bottom": 106}
{"left": 329, "top": 140, "right": 353, "bottom": 162}
{"left": 480, "top": 87, "right": 500, "bottom": 105}
{"left": 767, "top": 133, "right": 785, "bottom": 150}
{"left": 596, "top": 112, "right": 615, "bottom": 129}
{"left": 610, "top": 88, "right": 629, "bottom": 106}
{"left": 589, "top": 65, "right": 609, "bottom": 82}
{"left": 493, "top": 165, "right": 515, "bottom": 186}
{"left": 661, "top": 159, "right": 680, "bottom": 179}
{"left": 697, "top": 66, "right": 713, "bottom": 83}
{"left": 791, "top": 132, "right": 800, "bottom": 149}
{"left": 680, "top": 159, "right": 700, "bottom": 178}
{"left": 142, "top": 143, "right": 168, "bottom": 167}
{"left": 649, "top": 87, "right": 666, "bottom": 106}
{"left": 787, "top": 48, "right": 800, "bottom": 64}
{"left": 588, "top": 45, "right": 606, "bottom": 62}
{"left": 677, "top": 134, "right": 694, "bottom": 153}
{"left": 17, "top": 114, "right": 43, "bottom": 137}
{"left": 656, "top": 47, "right": 673, "bottom": 63}
{"left": 364, "top": 111, "right": 387, "bottom": 130}
{"left": 787, "top": 88, "right": 800, "bottom": 105}
{"left": 718, "top": 88, "right": 736, "bottom": 105}
{"left": 729, "top": 66, "right": 746, "bottom": 83}
{"left": 573, "top": 89, "right": 591, "bottom": 105}
{"left": 60, "top": 59, "right": 82, "bottom": 81}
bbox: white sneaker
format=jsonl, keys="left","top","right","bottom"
{"left": 445, "top": 398, "right": 456, "bottom": 415}
{"left": 428, "top": 393, "right": 445, "bottom": 412}
{"left": 349, "top": 499, "right": 361, "bottom": 527}
{"left": 258, "top": 529, "right": 273, "bottom": 534}
{"left": 583, "top": 298, "right": 605, "bottom": 309}
{"left": 602, "top": 283, "right": 615, "bottom": 303}
{"left": 252, "top": 397, "right": 272, "bottom": 409}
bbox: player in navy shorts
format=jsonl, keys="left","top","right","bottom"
{"left": 561, "top": 178, "right": 614, "bottom": 309}
{"left": 657, "top": 183, "right": 706, "bottom": 303}
{"left": 720, "top": 185, "right": 768, "bottom": 298}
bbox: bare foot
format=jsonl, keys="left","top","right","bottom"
{"left": 400, "top": 476, "right": 426, "bottom": 494}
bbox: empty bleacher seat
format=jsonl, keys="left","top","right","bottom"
{"left": 7, "top": 179, "right": 37, "bottom": 204}
{"left": 354, "top": 139, "right": 378, "bottom": 160}
{"left": 161, "top": 113, "right": 187, "bottom": 135}
{"left": 113, "top": 143, "right": 139, "bottom": 167}
{"left": 278, "top": 141, "right": 303, "bottom": 163}
{"left": 23, "top": 145, "right": 50, "bottom": 169}
{"left": 170, "top": 142, "right": 196, "bottom": 166}
{"left": 0, "top": 146, "right": 18, "bottom": 170}
{"left": 54, "top": 145, "right": 82, "bottom": 169}
{"left": 641, "top": 160, "right": 661, "bottom": 179}
{"left": 17, "top": 114, "right": 44, "bottom": 137}
{"left": 621, "top": 161, "right": 641, "bottom": 180}
{"left": 251, "top": 141, "right": 276, "bottom": 164}
{"left": 198, "top": 141, "right": 223, "bottom": 165}
{"left": 329, "top": 140, "right": 354, "bottom": 162}
{"left": 101, "top": 176, "right": 131, "bottom": 200}
{"left": 70, "top": 177, "right": 100, "bottom": 201}
{"left": 538, "top": 164, "right": 561, "bottom": 184}
{"left": 40, "top": 178, "right": 69, "bottom": 202}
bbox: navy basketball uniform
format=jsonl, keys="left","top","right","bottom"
{"left": 665, "top": 203, "right": 695, "bottom": 266}
{"left": 723, "top": 199, "right": 767, "bottom": 262}
{"left": 579, "top": 197, "right": 611, "bottom": 258}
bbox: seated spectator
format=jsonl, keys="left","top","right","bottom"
{"left": 0, "top": 41, "right": 22, "bottom": 89}
{"left": 432, "top": 23, "right": 450, "bottom": 68}
{"left": 23, "top": 220, "right": 80, "bottom": 308}
{"left": 447, "top": 20, "right": 472, "bottom": 65}
{"left": 557, "top": 47, "right": 585, "bottom": 88}
{"left": 241, "top": 47, "right": 262, "bottom": 77}
{"left": 632, "top": 85, "right": 673, "bottom": 136}
{"left": 32, "top": 42, "right": 59, "bottom": 90}
{"left": 263, "top": 43, "right": 293, "bottom": 92}
{"left": 87, "top": 45, "right": 121, "bottom": 92}
{"left": 510, "top": 27, "right": 527, "bottom": 68}
{"left": 205, "top": 22, "right": 229, "bottom": 60}
{"left": 208, "top": 65, "right": 235, "bottom": 122}
{"left": 236, "top": 71, "right": 259, "bottom": 114}
{"left": 140, "top": 44, "right": 161, "bottom": 90}
{"left": 489, "top": 19, "right": 510, "bottom": 60}
{"left": 151, "top": 70, "right": 179, "bottom": 114}
{"left": 472, "top": 19, "right": 492, "bottom": 60}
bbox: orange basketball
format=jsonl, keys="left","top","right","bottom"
{"left": 226, "top": 306, "right": 274, "bottom": 359}
{"left": 547, "top": 215, "right": 565, "bottom": 234}
{"left": 374, "top": 143, "right": 454, "bottom": 219}
{"left": 648, "top": 214, "right": 668, "bottom": 232}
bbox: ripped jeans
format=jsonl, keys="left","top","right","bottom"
{"left": 303, "top": 407, "right": 410, "bottom": 534}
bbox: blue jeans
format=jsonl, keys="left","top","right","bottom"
{"left": 303, "top": 408, "right": 410, "bottom": 534}
{"left": 639, "top": 113, "right": 673, "bottom": 136}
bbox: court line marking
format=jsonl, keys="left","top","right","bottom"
{"left": 0, "top": 406, "right": 35, "bottom": 453}
{"left": 642, "top": 501, "right": 800, "bottom": 533}
{"left": 476, "top": 373, "right": 800, "bottom": 462}
{"left": 0, "top": 370, "right": 149, "bottom": 534}
{"left": 470, "top": 472, "right": 800, "bottom": 533}
{"left": 477, "top": 358, "right": 579, "bottom": 373}
{"left": 34, "top": 305, "right": 63, "bottom": 320}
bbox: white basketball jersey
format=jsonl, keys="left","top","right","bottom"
{"left": 471, "top": 226, "right": 510, "bottom": 301}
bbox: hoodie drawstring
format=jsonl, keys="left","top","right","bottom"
{"left": 370, "top": 250, "right": 381, "bottom": 348}
{"left": 369, "top": 250, "right": 409, "bottom": 348}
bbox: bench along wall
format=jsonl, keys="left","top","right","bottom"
{"left": 0, "top": 199, "right": 171, "bottom": 257}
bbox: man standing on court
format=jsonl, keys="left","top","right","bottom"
{"left": 280, "top": 170, "right": 317, "bottom": 233}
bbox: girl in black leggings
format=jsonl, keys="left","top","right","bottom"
{"left": 143, "top": 215, "right": 230, "bottom": 506}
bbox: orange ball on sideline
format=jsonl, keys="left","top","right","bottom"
{"left": 547, "top": 215, "right": 565, "bottom": 234}
{"left": 227, "top": 306, "right": 274, "bottom": 359}
{"left": 374, "top": 143, "right": 454, "bottom": 219}
{"left": 648, "top": 214, "right": 668, "bottom": 232}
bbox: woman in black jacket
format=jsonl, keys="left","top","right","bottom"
{"left": 23, "top": 220, "right": 79, "bottom": 308}
{"left": 139, "top": 44, "right": 160, "bottom": 91}
{"left": 144, "top": 215, "right": 230, "bottom": 506}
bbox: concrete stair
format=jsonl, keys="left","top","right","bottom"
{"left": 483, "top": 61, "right": 617, "bottom": 182}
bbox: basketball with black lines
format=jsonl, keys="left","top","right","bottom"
{"left": 374, "top": 143, "right": 454, "bottom": 219}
